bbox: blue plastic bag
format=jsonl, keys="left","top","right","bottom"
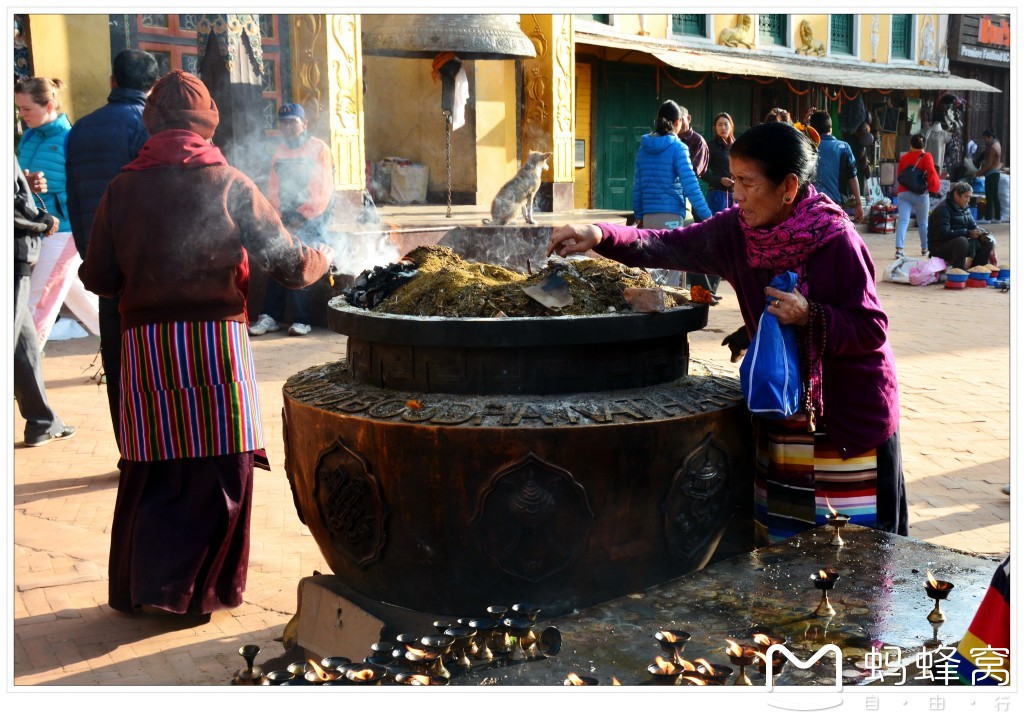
{"left": 739, "top": 271, "right": 802, "bottom": 418}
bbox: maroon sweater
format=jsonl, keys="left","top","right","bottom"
{"left": 81, "top": 165, "right": 329, "bottom": 329}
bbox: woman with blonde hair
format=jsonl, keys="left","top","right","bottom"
{"left": 15, "top": 76, "right": 100, "bottom": 345}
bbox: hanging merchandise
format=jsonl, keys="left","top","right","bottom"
{"left": 840, "top": 95, "right": 867, "bottom": 136}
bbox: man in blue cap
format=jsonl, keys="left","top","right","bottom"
{"left": 249, "top": 102, "right": 335, "bottom": 336}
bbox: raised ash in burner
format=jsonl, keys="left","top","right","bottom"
{"left": 343, "top": 245, "right": 689, "bottom": 318}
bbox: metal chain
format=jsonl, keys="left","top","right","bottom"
{"left": 443, "top": 111, "right": 453, "bottom": 218}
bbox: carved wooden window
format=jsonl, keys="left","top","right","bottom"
{"left": 759, "top": 14, "right": 788, "bottom": 46}
{"left": 891, "top": 14, "right": 913, "bottom": 59}
{"left": 133, "top": 14, "right": 285, "bottom": 132}
{"left": 672, "top": 14, "right": 707, "bottom": 38}
{"left": 830, "top": 15, "right": 854, "bottom": 55}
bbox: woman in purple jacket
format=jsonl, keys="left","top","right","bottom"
{"left": 549, "top": 122, "right": 906, "bottom": 544}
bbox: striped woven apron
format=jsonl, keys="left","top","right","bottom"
{"left": 119, "top": 320, "right": 263, "bottom": 461}
{"left": 753, "top": 414, "right": 878, "bottom": 545}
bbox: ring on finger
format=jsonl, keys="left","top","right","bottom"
{"left": 774, "top": 299, "right": 781, "bottom": 308}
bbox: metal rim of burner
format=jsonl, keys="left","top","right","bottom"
{"left": 924, "top": 578, "right": 955, "bottom": 623}
{"left": 286, "top": 660, "right": 312, "bottom": 677}
{"left": 444, "top": 625, "right": 478, "bottom": 669}
{"left": 654, "top": 629, "right": 692, "bottom": 666}
{"left": 433, "top": 620, "right": 454, "bottom": 635}
{"left": 811, "top": 569, "right": 841, "bottom": 618}
{"left": 404, "top": 645, "right": 445, "bottom": 679}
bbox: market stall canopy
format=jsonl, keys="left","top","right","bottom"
{"left": 576, "top": 29, "right": 1001, "bottom": 93}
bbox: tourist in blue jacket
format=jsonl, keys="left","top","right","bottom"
{"left": 15, "top": 76, "right": 99, "bottom": 346}
{"left": 633, "top": 100, "right": 713, "bottom": 229}
{"left": 66, "top": 50, "right": 158, "bottom": 450}
{"left": 634, "top": 101, "right": 713, "bottom": 288}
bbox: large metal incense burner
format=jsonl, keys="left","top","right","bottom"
{"left": 281, "top": 228, "right": 754, "bottom": 616}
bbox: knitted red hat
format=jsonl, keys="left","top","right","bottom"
{"left": 143, "top": 70, "right": 219, "bottom": 138}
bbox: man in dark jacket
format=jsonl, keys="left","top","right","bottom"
{"left": 66, "top": 50, "right": 158, "bottom": 450}
{"left": 928, "top": 181, "right": 995, "bottom": 271}
{"left": 15, "top": 159, "right": 76, "bottom": 447}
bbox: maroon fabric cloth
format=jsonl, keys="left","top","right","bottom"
{"left": 594, "top": 202, "right": 899, "bottom": 459}
{"left": 108, "top": 453, "right": 253, "bottom": 614}
{"left": 143, "top": 70, "right": 219, "bottom": 139}
{"left": 80, "top": 162, "right": 330, "bottom": 330}
{"left": 123, "top": 129, "right": 228, "bottom": 171}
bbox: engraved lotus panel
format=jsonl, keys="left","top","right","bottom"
{"left": 473, "top": 453, "right": 593, "bottom": 583}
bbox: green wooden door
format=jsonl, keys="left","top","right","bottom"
{"left": 595, "top": 63, "right": 658, "bottom": 211}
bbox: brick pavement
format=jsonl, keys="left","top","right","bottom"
{"left": 8, "top": 210, "right": 1011, "bottom": 688}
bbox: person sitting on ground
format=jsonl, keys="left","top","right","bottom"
{"left": 548, "top": 121, "right": 906, "bottom": 545}
{"left": 248, "top": 102, "right": 335, "bottom": 338}
{"left": 927, "top": 181, "right": 995, "bottom": 271}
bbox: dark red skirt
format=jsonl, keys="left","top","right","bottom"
{"left": 108, "top": 453, "right": 254, "bottom": 614}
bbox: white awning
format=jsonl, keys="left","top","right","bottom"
{"left": 575, "top": 29, "right": 1002, "bottom": 94}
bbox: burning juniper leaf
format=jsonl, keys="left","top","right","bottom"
{"left": 406, "top": 399, "right": 424, "bottom": 410}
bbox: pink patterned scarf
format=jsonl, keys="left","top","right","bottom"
{"left": 741, "top": 185, "right": 853, "bottom": 276}
{"left": 739, "top": 184, "right": 853, "bottom": 430}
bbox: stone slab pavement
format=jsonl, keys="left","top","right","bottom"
{"left": 6, "top": 214, "right": 1012, "bottom": 692}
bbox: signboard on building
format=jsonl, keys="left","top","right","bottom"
{"left": 948, "top": 14, "right": 1010, "bottom": 67}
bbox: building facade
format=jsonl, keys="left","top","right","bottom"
{"left": 15, "top": 13, "right": 1002, "bottom": 215}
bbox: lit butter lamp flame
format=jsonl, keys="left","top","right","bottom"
{"left": 349, "top": 667, "right": 377, "bottom": 681}
{"left": 924, "top": 569, "right": 955, "bottom": 623}
{"left": 725, "top": 639, "right": 755, "bottom": 686}
{"left": 695, "top": 658, "right": 716, "bottom": 676}
{"left": 753, "top": 633, "right": 772, "bottom": 649}
{"left": 565, "top": 672, "right": 587, "bottom": 686}
{"left": 681, "top": 675, "right": 707, "bottom": 685}
{"left": 824, "top": 497, "right": 850, "bottom": 545}
{"left": 406, "top": 645, "right": 430, "bottom": 659}
{"left": 307, "top": 659, "right": 335, "bottom": 682}
{"left": 653, "top": 655, "right": 678, "bottom": 674}
{"left": 611, "top": 676, "right": 622, "bottom": 686}
{"left": 729, "top": 638, "right": 753, "bottom": 659}
{"left": 659, "top": 630, "right": 680, "bottom": 643}
{"left": 407, "top": 674, "right": 431, "bottom": 686}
